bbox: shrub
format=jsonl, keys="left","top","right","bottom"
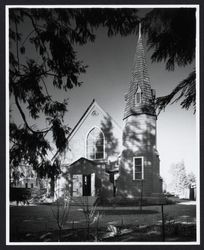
{"left": 10, "top": 187, "right": 32, "bottom": 203}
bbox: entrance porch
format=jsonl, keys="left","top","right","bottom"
{"left": 72, "top": 173, "right": 96, "bottom": 197}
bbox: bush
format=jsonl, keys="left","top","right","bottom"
{"left": 10, "top": 187, "right": 32, "bottom": 203}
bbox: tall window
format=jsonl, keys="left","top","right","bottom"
{"left": 133, "top": 157, "right": 144, "bottom": 180}
{"left": 135, "top": 86, "right": 142, "bottom": 104}
{"left": 87, "top": 128, "right": 104, "bottom": 160}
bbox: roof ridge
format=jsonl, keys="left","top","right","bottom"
{"left": 51, "top": 99, "right": 96, "bottom": 162}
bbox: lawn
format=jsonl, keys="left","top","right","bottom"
{"left": 9, "top": 201, "right": 196, "bottom": 242}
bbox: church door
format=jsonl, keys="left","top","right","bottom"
{"left": 83, "top": 174, "right": 91, "bottom": 196}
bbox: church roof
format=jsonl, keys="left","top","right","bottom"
{"left": 123, "top": 27, "right": 156, "bottom": 119}
{"left": 68, "top": 99, "right": 122, "bottom": 141}
{"left": 51, "top": 99, "right": 122, "bottom": 162}
{"left": 70, "top": 157, "right": 96, "bottom": 167}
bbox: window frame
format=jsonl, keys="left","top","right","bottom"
{"left": 133, "top": 156, "right": 144, "bottom": 180}
{"left": 86, "top": 127, "right": 105, "bottom": 160}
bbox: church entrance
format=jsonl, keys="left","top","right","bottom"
{"left": 83, "top": 174, "right": 91, "bottom": 196}
{"left": 72, "top": 173, "right": 95, "bottom": 197}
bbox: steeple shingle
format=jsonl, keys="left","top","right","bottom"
{"left": 124, "top": 28, "right": 156, "bottom": 119}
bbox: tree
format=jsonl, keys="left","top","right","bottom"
{"left": 187, "top": 172, "right": 196, "bottom": 186}
{"left": 142, "top": 8, "right": 196, "bottom": 113}
{"left": 169, "top": 161, "right": 189, "bottom": 197}
{"left": 9, "top": 8, "right": 139, "bottom": 187}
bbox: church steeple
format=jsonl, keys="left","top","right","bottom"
{"left": 118, "top": 23, "right": 162, "bottom": 202}
{"left": 124, "top": 24, "right": 156, "bottom": 119}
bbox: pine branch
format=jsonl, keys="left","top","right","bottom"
{"left": 156, "top": 70, "right": 196, "bottom": 114}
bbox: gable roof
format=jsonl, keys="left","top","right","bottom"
{"left": 68, "top": 99, "right": 96, "bottom": 139}
{"left": 70, "top": 157, "right": 96, "bottom": 167}
{"left": 68, "top": 99, "right": 122, "bottom": 141}
{"left": 51, "top": 99, "right": 121, "bottom": 162}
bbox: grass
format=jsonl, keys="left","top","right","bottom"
{"left": 9, "top": 201, "right": 196, "bottom": 242}
{"left": 96, "top": 209, "right": 159, "bottom": 215}
{"left": 10, "top": 223, "right": 196, "bottom": 242}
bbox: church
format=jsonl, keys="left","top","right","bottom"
{"left": 57, "top": 29, "right": 163, "bottom": 205}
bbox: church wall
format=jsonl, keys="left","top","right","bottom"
{"left": 62, "top": 104, "right": 122, "bottom": 165}
{"left": 152, "top": 155, "right": 163, "bottom": 194}
{"left": 117, "top": 114, "right": 162, "bottom": 200}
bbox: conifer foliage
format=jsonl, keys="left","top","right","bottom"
{"left": 142, "top": 8, "right": 196, "bottom": 113}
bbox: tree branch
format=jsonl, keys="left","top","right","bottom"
{"left": 41, "top": 77, "right": 51, "bottom": 100}
{"left": 21, "top": 29, "right": 35, "bottom": 46}
{"left": 14, "top": 94, "right": 52, "bottom": 134}
{"left": 22, "top": 10, "right": 50, "bottom": 60}
{"left": 14, "top": 19, "right": 20, "bottom": 72}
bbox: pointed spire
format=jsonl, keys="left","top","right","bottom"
{"left": 131, "top": 22, "right": 149, "bottom": 85}
{"left": 123, "top": 24, "right": 156, "bottom": 119}
{"left": 138, "top": 22, "right": 141, "bottom": 40}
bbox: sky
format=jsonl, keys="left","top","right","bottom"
{"left": 9, "top": 7, "right": 198, "bottom": 186}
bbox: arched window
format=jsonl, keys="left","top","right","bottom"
{"left": 135, "top": 86, "right": 142, "bottom": 104}
{"left": 87, "top": 128, "right": 104, "bottom": 160}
